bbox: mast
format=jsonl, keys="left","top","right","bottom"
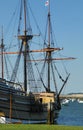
{"left": 24, "top": 0, "right": 27, "bottom": 95}
{"left": 44, "top": 0, "right": 76, "bottom": 93}
{"left": 47, "top": 0, "right": 51, "bottom": 92}
{"left": 18, "top": 0, "right": 33, "bottom": 95}
{"left": 1, "top": 27, "right": 4, "bottom": 79}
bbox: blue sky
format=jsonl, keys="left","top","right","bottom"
{"left": 0, "top": 0, "right": 83, "bottom": 94}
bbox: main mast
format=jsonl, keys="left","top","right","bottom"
{"left": 18, "top": 0, "right": 33, "bottom": 95}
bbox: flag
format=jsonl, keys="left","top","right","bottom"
{"left": 45, "top": 0, "right": 49, "bottom": 6}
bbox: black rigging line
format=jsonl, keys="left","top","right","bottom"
{"left": 54, "top": 64, "right": 65, "bottom": 82}
{"left": 36, "top": 62, "right": 47, "bottom": 92}
{"left": 18, "top": 0, "right": 23, "bottom": 35}
{"left": 4, "top": 54, "right": 14, "bottom": 80}
{"left": 17, "top": 0, "right": 23, "bottom": 50}
{"left": 26, "top": 45, "right": 38, "bottom": 92}
{"left": 4, "top": 0, "right": 21, "bottom": 52}
{"left": 40, "top": 53, "right": 47, "bottom": 77}
{"left": 50, "top": 22, "right": 54, "bottom": 47}
{"left": 28, "top": 1, "right": 45, "bottom": 43}
{"left": 51, "top": 61, "right": 58, "bottom": 94}
{"left": 4, "top": 1, "right": 19, "bottom": 39}
{"left": 58, "top": 73, "right": 70, "bottom": 96}
{"left": 31, "top": 54, "right": 47, "bottom": 92}
{"left": 44, "top": 16, "right": 49, "bottom": 47}
{"left": 52, "top": 28, "right": 69, "bottom": 75}
{"left": 26, "top": 1, "right": 32, "bottom": 35}
{"left": 4, "top": 55, "right": 10, "bottom": 80}
{"left": 10, "top": 42, "right": 23, "bottom": 82}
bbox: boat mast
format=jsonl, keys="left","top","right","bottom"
{"left": 18, "top": 0, "right": 33, "bottom": 95}
{"left": 23, "top": 0, "right": 27, "bottom": 95}
{"left": 47, "top": 0, "right": 51, "bottom": 92}
{"left": 1, "top": 27, "right": 4, "bottom": 79}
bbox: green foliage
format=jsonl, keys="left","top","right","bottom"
{"left": 0, "top": 125, "right": 83, "bottom": 130}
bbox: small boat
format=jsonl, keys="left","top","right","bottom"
{"left": 71, "top": 98, "right": 75, "bottom": 102}
{"left": 77, "top": 99, "right": 83, "bottom": 103}
{"left": 0, "top": 0, "right": 75, "bottom": 124}
{"left": 61, "top": 99, "right": 70, "bottom": 105}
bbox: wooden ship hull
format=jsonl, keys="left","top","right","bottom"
{"left": 0, "top": 79, "right": 60, "bottom": 123}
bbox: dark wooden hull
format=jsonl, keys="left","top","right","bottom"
{"left": 0, "top": 82, "right": 60, "bottom": 123}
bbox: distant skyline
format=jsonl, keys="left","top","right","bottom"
{"left": 0, "top": 0, "right": 83, "bottom": 94}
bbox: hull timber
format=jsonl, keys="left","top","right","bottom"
{"left": 0, "top": 79, "right": 59, "bottom": 123}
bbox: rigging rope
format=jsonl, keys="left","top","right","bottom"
{"left": 26, "top": 45, "right": 38, "bottom": 92}
{"left": 31, "top": 54, "right": 48, "bottom": 92}
{"left": 10, "top": 42, "right": 23, "bottom": 82}
{"left": 18, "top": 0, "right": 23, "bottom": 35}
{"left": 28, "top": 1, "right": 45, "bottom": 42}
{"left": 4, "top": 54, "right": 14, "bottom": 80}
{"left": 54, "top": 64, "right": 65, "bottom": 82}
{"left": 51, "top": 61, "right": 58, "bottom": 94}
{"left": 52, "top": 28, "right": 69, "bottom": 75}
{"left": 44, "top": 16, "right": 48, "bottom": 47}
{"left": 4, "top": 55, "right": 10, "bottom": 80}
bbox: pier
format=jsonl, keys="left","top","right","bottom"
{"left": 60, "top": 94, "right": 83, "bottom": 100}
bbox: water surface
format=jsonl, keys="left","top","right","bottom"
{"left": 57, "top": 100, "right": 83, "bottom": 126}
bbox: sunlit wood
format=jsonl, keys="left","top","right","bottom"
{"left": 0, "top": 47, "right": 63, "bottom": 55}
{"left": 27, "top": 57, "right": 76, "bottom": 62}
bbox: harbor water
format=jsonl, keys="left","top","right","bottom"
{"left": 57, "top": 100, "right": 83, "bottom": 126}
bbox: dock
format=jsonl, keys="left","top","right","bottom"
{"left": 60, "top": 93, "right": 83, "bottom": 100}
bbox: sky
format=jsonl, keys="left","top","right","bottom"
{"left": 0, "top": 0, "right": 83, "bottom": 94}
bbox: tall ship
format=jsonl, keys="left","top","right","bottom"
{"left": 0, "top": 0, "right": 75, "bottom": 124}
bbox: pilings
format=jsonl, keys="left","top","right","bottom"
{"left": 47, "top": 102, "right": 54, "bottom": 124}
